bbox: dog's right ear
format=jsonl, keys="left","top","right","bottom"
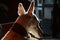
{"left": 27, "top": 2, "right": 35, "bottom": 15}
{"left": 18, "top": 3, "right": 26, "bottom": 16}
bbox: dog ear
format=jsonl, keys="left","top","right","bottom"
{"left": 27, "top": 2, "right": 35, "bottom": 15}
{"left": 18, "top": 3, "right": 26, "bottom": 16}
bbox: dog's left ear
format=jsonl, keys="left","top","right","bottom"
{"left": 18, "top": 3, "right": 26, "bottom": 16}
{"left": 27, "top": 2, "right": 35, "bottom": 15}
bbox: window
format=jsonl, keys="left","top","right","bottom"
{"left": 44, "top": 0, "right": 54, "bottom": 19}
{"left": 35, "top": 0, "right": 54, "bottom": 38}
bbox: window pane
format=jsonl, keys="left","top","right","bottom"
{"left": 37, "top": 0, "right": 43, "bottom": 6}
{"left": 35, "top": 7, "right": 43, "bottom": 19}
{"left": 44, "top": 7, "right": 53, "bottom": 19}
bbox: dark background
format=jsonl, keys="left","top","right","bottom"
{"left": 0, "top": 0, "right": 30, "bottom": 23}
{"left": 0, "top": 0, "right": 18, "bottom": 23}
